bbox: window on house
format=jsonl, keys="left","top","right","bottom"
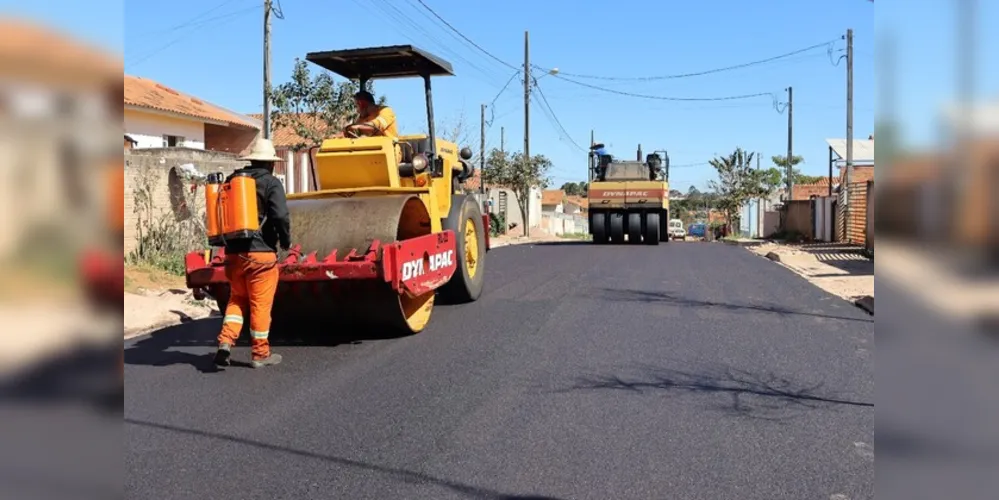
{"left": 163, "top": 135, "right": 184, "bottom": 147}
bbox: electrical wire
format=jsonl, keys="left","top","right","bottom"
{"left": 126, "top": 5, "right": 261, "bottom": 67}
{"left": 538, "top": 38, "right": 843, "bottom": 81}
{"left": 533, "top": 79, "right": 585, "bottom": 152}
{"left": 550, "top": 73, "right": 785, "bottom": 112}
{"left": 413, "top": 0, "right": 519, "bottom": 70}
{"left": 129, "top": 0, "right": 247, "bottom": 42}
{"left": 486, "top": 71, "right": 522, "bottom": 127}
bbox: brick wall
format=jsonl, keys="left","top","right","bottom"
{"left": 124, "top": 148, "right": 246, "bottom": 256}
{"left": 204, "top": 124, "right": 260, "bottom": 156}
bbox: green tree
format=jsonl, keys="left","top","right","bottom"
{"left": 482, "top": 148, "right": 553, "bottom": 236}
{"left": 771, "top": 154, "right": 825, "bottom": 186}
{"left": 708, "top": 148, "right": 759, "bottom": 233}
{"left": 269, "top": 58, "right": 386, "bottom": 151}
{"left": 560, "top": 181, "right": 589, "bottom": 197}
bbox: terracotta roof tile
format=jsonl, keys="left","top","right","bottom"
{"left": 247, "top": 113, "right": 324, "bottom": 148}
{"left": 125, "top": 75, "right": 258, "bottom": 129}
{"left": 565, "top": 196, "right": 588, "bottom": 210}
{"left": 542, "top": 189, "right": 565, "bottom": 206}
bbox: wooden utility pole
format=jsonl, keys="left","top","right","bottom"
{"left": 589, "top": 129, "right": 594, "bottom": 182}
{"left": 844, "top": 29, "right": 854, "bottom": 239}
{"left": 522, "top": 30, "right": 531, "bottom": 237}
{"left": 757, "top": 152, "right": 762, "bottom": 237}
{"left": 785, "top": 86, "right": 793, "bottom": 200}
{"left": 785, "top": 87, "right": 794, "bottom": 197}
{"left": 480, "top": 103, "right": 486, "bottom": 194}
{"left": 263, "top": 0, "right": 272, "bottom": 138}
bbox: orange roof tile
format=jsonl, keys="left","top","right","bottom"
{"left": 0, "top": 18, "right": 121, "bottom": 84}
{"left": 565, "top": 196, "right": 588, "bottom": 210}
{"left": 542, "top": 189, "right": 565, "bottom": 206}
{"left": 125, "top": 75, "right": 258, "bottom": 129}
{"left": 247, "top": 113, "right": 328, "bottom": 149}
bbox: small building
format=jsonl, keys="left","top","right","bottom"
{"left": 124, "top": 75, "right": 261, "bottom": 154}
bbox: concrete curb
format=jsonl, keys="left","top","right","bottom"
{"left": 854, "top": 295, "right": 874, "bottom": 315}
{"left": 722, "top": 239, "right": 765, "bottom": 247}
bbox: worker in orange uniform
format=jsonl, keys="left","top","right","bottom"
{"left": 344, "top": 90, "right": 398, "bottom": 139}
{"left": 214, "top": 137, "right": 291, "bottom": 369}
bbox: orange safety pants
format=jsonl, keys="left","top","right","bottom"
{"left": 217, "top": 252, "right": 279, "bottom": 361}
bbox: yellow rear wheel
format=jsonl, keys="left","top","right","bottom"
{"left": 463, "top": 218, "right": 479, "bottom": 279}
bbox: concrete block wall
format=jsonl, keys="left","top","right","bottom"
{"left": 124, "top": 148, "right": 246, "bottom": 256}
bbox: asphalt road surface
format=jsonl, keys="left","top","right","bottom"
{"left": 125, "top": 241, "right": 874, "bottom": 500}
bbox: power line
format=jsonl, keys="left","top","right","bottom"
{"left": 130, "top": 0, "right": 246, "bottom": 42}
{"left": 533, "top": 79, "right": 585, "bottom": 152}
{"left": 126, "top": 5, "right": 261, "bottom": 66}
{"left": 413, "top": 0, "right": 519, "bottom": 70}
{"left": 550, "top": 73, "right": 785, "bottom": 110}
{"left": 539, "top": 38, "right": 842, "bottom": 81}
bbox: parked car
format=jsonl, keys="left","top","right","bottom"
{"left": 668, "top": 219, "right": 687, "bottom": 240}
{"left": 687, "top": 223, "right": 706, "bottom": 238}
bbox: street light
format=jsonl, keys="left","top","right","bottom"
{"left": 534, "top": 67, "right": 559, "bottom": 82}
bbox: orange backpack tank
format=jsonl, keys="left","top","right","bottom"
{"left": 205, "top": 171, "right": 259, "bottom": 247}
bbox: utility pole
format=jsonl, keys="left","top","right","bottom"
{"left": 785, "top": 86, "right": 793, "bottom": 201}
{"left": 522, "top": 30, "right": 531, "bottom": 237}
{"left": 757, "top": 152, "right": 762, "bottom": 238}
{"left": 263, "top": 0, "right": 272, "bottom": 139}
{"left": 844, "top": 29, "right": 854, "bottom": 241}
{"left": 479, "top": 103, "right": 486, "bottom": 194}
{"left": 589, "top": 129, "right": 595, "bottom": 182}
{"left": 500, "top": 126, "right": 505, "bottom": 154}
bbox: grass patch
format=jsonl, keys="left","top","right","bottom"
{"left": 559, "top": 232, "right": 591, "bottom": 240}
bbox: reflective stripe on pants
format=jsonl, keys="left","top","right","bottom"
{"left": 217, "top": 252, "right": 279, "bottom": 361}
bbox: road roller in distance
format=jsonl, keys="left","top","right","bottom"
{"left": 587, "top": 144, "right": 670, "bottom": 245}
{"left": 185, "top": 45, "right": 488, "bottom": 334}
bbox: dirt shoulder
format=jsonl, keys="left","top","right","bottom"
{"left": 124, "top": 265, "right": 217, "bottom": 338}
{"left": 748, "top": 241, "right": 874, "bottom": 304}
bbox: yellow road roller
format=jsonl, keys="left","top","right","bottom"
{"left": 587, "top": 145, "right": 671, "bottom": 245}
{"left": 185, "top": 45, "right": 489, "bottom": 334}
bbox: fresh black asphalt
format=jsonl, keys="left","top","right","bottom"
{"left": 124, "top": 241, "right": 874, "bottom": 499}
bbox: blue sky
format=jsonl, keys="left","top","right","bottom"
{"left": 27, "top": 1, "right": 999, "bottom": 191}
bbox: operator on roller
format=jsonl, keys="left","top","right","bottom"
{"left": 344, "top": 90, "right": 398, "bottom": 140}
{"left": 214, "top": 137, "right": 291, "bottom": 369}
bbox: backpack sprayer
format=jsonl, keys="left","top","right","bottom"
{"left": 204, "top": 171, "right": 259, "bottom": 247}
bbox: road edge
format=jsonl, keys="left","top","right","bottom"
{"left": 746, "top": 245, "right": 874, "bottom": 317}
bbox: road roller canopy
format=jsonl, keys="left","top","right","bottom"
{"left": 305, "top": 45, "right": 454, "bottom": 81}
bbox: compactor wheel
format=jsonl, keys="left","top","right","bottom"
{"left": 609, "top": 213, "right": 625, "bottom": 244}
{"left": 271, "top": 195, "right": 438, "bottom": 336}
{"left": 659, "top": 211, "right": 670, "bottom": 242}
{"left": 644, "top": 212, "right": 660, "bottom": 246}
{"left": 627, "top": 212, "right": 643, "bottom": 245}
{"left": 439, "top": 195, "right": 486, "bottom": 304}
{"left": 591, "top": 212, "right": 608, "bottom": 244}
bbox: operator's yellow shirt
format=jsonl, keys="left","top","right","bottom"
{"left": 358, "top": 105, "right": 398, "bottom": 140}
{"left": 356, "top": 105, "right": 401, "bottom": 163}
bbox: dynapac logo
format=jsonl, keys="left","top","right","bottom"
{"left": 402, "top": 250, "right": 455, "bottom": 281}
{"left": 598, "top": 191, "right": 651, "bottom": 197}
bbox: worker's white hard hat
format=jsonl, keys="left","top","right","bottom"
{"left": 239, "top": 137, "right": 284, "bottom": 162}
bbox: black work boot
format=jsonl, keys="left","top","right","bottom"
{"left": 213, "top": 343, "right": 232, "bottom": 367}
{"left": 251, "top": 353, "right": 282, "bottom": 369}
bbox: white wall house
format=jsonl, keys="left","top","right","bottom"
{"left": 124, "top": 75, "right": 260, "bottom": 156}
{"left": 124, "top": 108, "right": 205, "bottom": 149}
